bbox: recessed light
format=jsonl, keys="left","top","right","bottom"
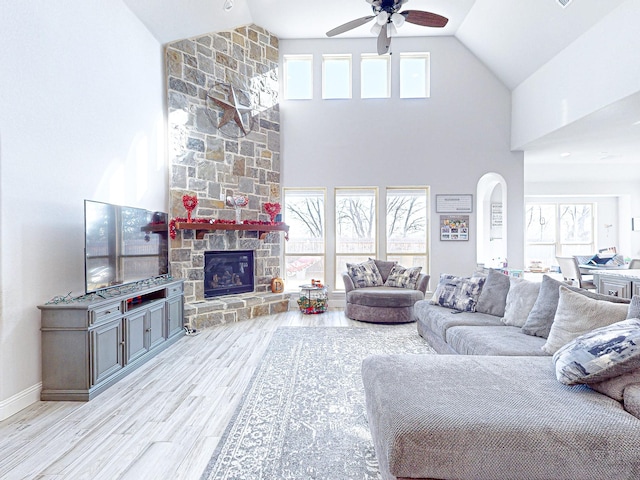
{"left": 223, "top": 0, "right": 234, "bottom": 12}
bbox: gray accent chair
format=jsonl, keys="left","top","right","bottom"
{"left": 342, "top": 266, "right": 430, "bottom": 324}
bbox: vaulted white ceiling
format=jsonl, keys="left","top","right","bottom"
{"left": 124, "top": 0, "right": 640, "bottom": 182}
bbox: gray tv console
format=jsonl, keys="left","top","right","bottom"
{"left": 38, "top": 278, "right": 184, "bottom": 401}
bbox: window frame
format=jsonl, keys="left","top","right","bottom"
{"left": 360, "top": 54, "right": 391, "bottom": 99}
{"left": 399, "top": 52, "right": 431, "bottom": 99}
{"left": 322, "top": 54, "right": 352, "bottom": 99}
{"left": 283, "top": 54, "right": 313, "bottom": 100}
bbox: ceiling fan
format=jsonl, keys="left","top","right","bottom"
{"left": 326, "top": 0, "right": 448, "bottom": 55}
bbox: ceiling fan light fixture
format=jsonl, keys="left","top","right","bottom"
{"left": 387, "top": 22, "right": 397, "bottom": 36}
{"left": 370, "top": 22, "right": 383, "bottom": 35}
{"left": 376, "top": 11, "right": 389, "bottom": 25}
{"left": 391, "top": 12, "right": 405, "bottom": 28}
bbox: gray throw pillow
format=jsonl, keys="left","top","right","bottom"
{"left": 554, "top": 318, "right": 640, "bottom": 387}
{"left": 430, "top": 274, "right": 486, "bottom": 312}
{"left": 627, "top": 295, "right": 640, "bottom": 319}
{"left": 346, "top": 259, "right": 384, "bottom": 288}
{"left": 384, "top": 264, "right": 422, "bottom": 289}
{"left": 589, "top": 369, "right": 640, "bottom": 402}
{"left": 475, "top": 269, "right": 510, "bottom": 317}
{"left": 542, "top": 286, "right": 629, "bottom": 354}
{"left": 370, "top": 258, "right": 396, "bottom": 283}
{"left": 501, "top": 276, "right": 541, "bottom": 327}
{"left": 522, "top": 275, "right": 630, "bottom": 339}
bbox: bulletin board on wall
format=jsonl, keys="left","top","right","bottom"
{"left": 440, "top": 215, "right": 469, "bottom": 241}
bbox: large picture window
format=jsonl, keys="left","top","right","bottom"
{"left": 335, "top": 187, "right": 378, "bottom": 287}
{"left": 284, "top": 188, "right": 326, "bottom": 290}
{"left": 386, "top": 187, "right": 429, "bottom": 270}
{"left": 525, "top": 202, "right": 594, "bottom": 268}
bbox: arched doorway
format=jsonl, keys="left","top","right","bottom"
{"left": 477, "top": 173, "right": 507, "bottom": 267}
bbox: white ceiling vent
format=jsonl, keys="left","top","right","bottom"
{"left": 557, "top": 0, "right": 573, "bottom": 8}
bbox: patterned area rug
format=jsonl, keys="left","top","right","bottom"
{"left": 201, "top": 325, "right": 434, "bottom": 480}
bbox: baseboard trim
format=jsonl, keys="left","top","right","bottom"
{"left": 0, "top": 382, "right": 41, "bottom": 421}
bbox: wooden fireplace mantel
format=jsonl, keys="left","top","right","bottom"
{"left": 174, "top": 222, "right": 289, "bottom": 240}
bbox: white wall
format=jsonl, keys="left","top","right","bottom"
{"left": 512, "top": 0, "right": 640, "bottom": 149}
{"left": 280, "top": 36, "right": 524, "bottom": 287}
{"left": 0, "top": 1, "right": 167, "bottom": 420}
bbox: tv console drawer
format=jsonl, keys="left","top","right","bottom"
{"left": 90, "top": 302, "right": 123, "bottom": 326}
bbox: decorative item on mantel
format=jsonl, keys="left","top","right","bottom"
{"left": 182, "top": 194, "right": 198, "bottom": 222}
{"left": 227, "top": 195, "right": 249, "bottom": 223}
{"left": 264, "top": 202, "right": 281, "bottom": 224}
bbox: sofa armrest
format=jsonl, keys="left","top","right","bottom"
{"left": 342, "top": 272, "right": 355, "bottom": 293}
{"left": 415, "top": 274, "right": 430, "bottom": 294}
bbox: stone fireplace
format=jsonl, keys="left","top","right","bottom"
{"left": 166, "top": 25, "right": 289, "bottom": 329}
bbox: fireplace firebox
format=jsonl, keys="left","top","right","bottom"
{"left": 204, "top": 250, "right": 254, "bottom": 298}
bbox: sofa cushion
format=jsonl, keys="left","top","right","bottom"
{"left": 370, "top": 258, "right": 396, "bottom": 283}
{"left": 415, "top": 301, "right": 504, "bottom": 339}
{"left": 522, "top": 275, "right": 631, "bottom": 339}
{"left": 542, "top": 286, "right": 630, "bottom": 354}
{"left": 362, "top": 354, "right": 640, "bottom": 480}
{"left": 384, "top": 264, "right": 422, "bottom": 289}
{"left": 501, "top": 276, "right": 540, "bottom": 327}
{"left": 430, "top": 274, "right": 485, "bottom": 312}
{"left": 554, "top": 318, "right": 640, "bottom": 386}
{"left": 346, "top": 259, "right": 384, "bottom": 288}
{"left": 347, "top": 286, "right": 424, "bottom": 308}
{"left": 446, "top": 325, "right": 548, "bottom": 356}
{"left": 589, "top": 370, "right": 640, "bottom": 402}
{"left": 475, "top": 269, "right": 510, "bottom": 317}
{"left": 624, "top": 384, "right": 640, "bottom": 419}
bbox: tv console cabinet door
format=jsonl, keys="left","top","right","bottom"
{"left": 91, "top": 319, "right": 124, "bottom": 385}
{"left": 125, "top": 309, "right": 148, "bottom": 364}
{"left": 166, "top": 294, "right": 184, "bottom": 338}
{"left": 148, "top": 301, "right": 166, "bottom": 350}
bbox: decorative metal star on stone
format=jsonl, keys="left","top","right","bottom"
{"left": 206, "top": 83, "right": 253, "bottom": 137}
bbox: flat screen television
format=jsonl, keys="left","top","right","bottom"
{"left": 84, "top": 200, "right": 169, "bottom": 293}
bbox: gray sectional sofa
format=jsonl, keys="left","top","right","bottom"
{"left": 362, "top": 270, "right": 640, "bottom": 480}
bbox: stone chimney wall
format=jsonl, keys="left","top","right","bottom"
{"left": 166, "top": 25, "right": 287, "bottom": 328}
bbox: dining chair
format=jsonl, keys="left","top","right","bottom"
{"left": 556, "top": 256, "right": 597, "bottom": 290}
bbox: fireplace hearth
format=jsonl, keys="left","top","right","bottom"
{"left": 204, "top": 250, "right": 255, "bottom": 298}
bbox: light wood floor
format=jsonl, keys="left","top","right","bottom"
{"left": 0, "top": 310, "right": 389, "bottom": 480}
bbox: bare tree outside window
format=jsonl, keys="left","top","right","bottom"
{"left": 386, "top": 188, "right": 428, "bottom": 270}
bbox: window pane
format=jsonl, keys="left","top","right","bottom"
{"left": 284, "top": 189, "right": 325, "bottom": 254}
{"left": 284, "top": 55, "right": 312, "bottom": 100}
{"left": 386, "top": 188, "right": 428, "bottom": 254}
{"left": 323, "top": 55, "right": 351, "bottom": 99}
{"left": 335, "top": 188, "right": 377, "bottom": 254}
{"left": 400, "top": 53, "right": 429, "bottom": 98}
{"left": 559, "top": 204, "right": 593, "bottom": 243}
{"left": 285, "top": 255, "right": 325, "bottom": 290}
{"left": 387, "top": 255, "right": 427, "bottom": 271}
{"left": 525, "top": 204, "right": 556, "bottom": 243}
{"left": 361, "top": 55, "right": 389, "bottom": 99}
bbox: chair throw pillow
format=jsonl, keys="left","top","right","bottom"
{"left": 475, "top": 269, "right": 510, "bottom": 317}
{"left": 553, "top": 318, "right": 640, "bottom": 387}
{"left": 430, "top": 274, "right": 486, "bottom": 312}
{"left": 501, "top": 276, "right": 541, "bottom": 327}
{"left": 346, "top": 259, "right": 384, "bottom": 289}
{"left": 384, "top": 264, "right": 422, "bottom": 289}
{"left": 542, "top": 286, "right": 630, "bottom": 354}
{"left": 370, "top": 258, "right": 397, "bottom": 283}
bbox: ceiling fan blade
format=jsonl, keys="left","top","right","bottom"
{"left": 377, "top": 24, "right": 390, "bottom": 55}
{"left": 326, "top": 15, "right": 375, "bottom": 37}
{"left": 402, "top": 10, "right": 449, "bottom": 28}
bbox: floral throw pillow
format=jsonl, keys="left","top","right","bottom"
{"left": 384, "top": 264, "right": 422, "bottom": 289}
{"left": 346, "top": 259, "right": 384, "bottom": 289}
{"left": 430, "top": 274, "right": 486, "bottom": 312}
{"left": 554, "top": 318, "right": 640, "bottom": 386}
